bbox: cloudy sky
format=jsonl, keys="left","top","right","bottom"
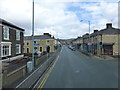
{"left": 0, "top": 0, "right": 119, "bottom": 39}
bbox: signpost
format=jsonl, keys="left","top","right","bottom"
{"left": 32, "top": 0, "right": 35, "bottom": 69}
{"left": 34, "top": 43, "right": 40, "bottom": 46}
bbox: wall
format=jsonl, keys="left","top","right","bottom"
{"left": 2, "top": 65, "right": 27, "bottom": 88}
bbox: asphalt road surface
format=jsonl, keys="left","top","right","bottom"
{"left": 41, "top": 45, "right": 118, "bottom": 88}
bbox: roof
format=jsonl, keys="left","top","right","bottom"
{"left": 90, "top": 24, "right": 120, "bottom": 37}
{"left": 0, "top": 18, "right": 25, "bottom": 31}
{"left": 82, "top": 33, "right": 89, "bottom": 38}
{"left": 24, "top": 35, "right": 54, "bottom": 40}
{"left": 91, "top": 28, "right": 120, "bottom": 37}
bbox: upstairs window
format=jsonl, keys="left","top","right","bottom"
{"left": 3, "top": 26, "right": 9, "bottom": 40}
{"left": 27, "top": 42, "right": 29, "bottom": 45}
{"left": 16, "top": 30, "right": 20, "bottom": 40}
{"left": 47, "top": 40, "right": 50, "bottom": 45}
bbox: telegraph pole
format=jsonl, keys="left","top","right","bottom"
{"left": 32, "top": 0, "right": 35, "bottom": 69}
{"left": 80, "top": 20, "right": 91, "bottom": 55}
{"left": 88, "top": 20, "right": 91, "bottom": 55}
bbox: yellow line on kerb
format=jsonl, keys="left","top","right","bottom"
{"left": 38, "top": 56, "right": 59, "bottom": 89}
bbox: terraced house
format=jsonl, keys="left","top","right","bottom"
{"left": 90, "top": 23, "right": 120, "bottom": 57}
{"left": 0, "top": 18, "right": 25, "bottom": 61}
{"left": 24, "top": 33, "right": 57, "bottom": 54}
{"left": 72, "top": 23, "right": 120, "bottom": 57}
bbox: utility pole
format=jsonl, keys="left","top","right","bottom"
{"left": 80, "top": 20, "right": 91, "bottom": 55}
{"left": 32, "top": 0, "right": 35, "bottom": 69}
{"left": 88, "top": 21, "right": 91, "bottom": 55}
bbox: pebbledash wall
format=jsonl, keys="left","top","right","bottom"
{"left": 0, "top": 18, "right": 25, "bottom": 62}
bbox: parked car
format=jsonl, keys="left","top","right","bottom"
{"left": 68, "top": 45, "right": 75, "bottom": 51}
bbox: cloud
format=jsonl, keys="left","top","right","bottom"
{"left": 0, "top": 0, "right": 118, "bottom": 39}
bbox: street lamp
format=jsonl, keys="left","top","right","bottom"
{"left": 32, "top": 0, "right": 35, "bottom": 69}
{"left": 80, "top": 20, "right": 91, "bottom": 55}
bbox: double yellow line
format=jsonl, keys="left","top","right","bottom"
{"left": 37, "top": 56, "right": 59, "bottom": 89}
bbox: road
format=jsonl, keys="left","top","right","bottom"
{"left": 38, "top": 45, "right": 118, "bottom": 88}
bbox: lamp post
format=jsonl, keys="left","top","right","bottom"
{"left": 80, "top": 20, "right": 91, "bottom": 55}
{"left": 88, "top": 21, "right": 91, "bottom": 54}
{"left": 32, "top": 0, "right": 35, "bottom": 69}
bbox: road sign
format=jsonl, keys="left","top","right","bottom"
{"left": 34, "top": 43, "right": 40, "bottom": 46}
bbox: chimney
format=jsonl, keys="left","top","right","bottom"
{"left": 94, "top": 30, "right": 98, "bottom": 33}
{"left": 44, "top": 33, "right": 51, "bottom": 37}
{"left": 106, "top": 23, "right": 112, "bottom": 29}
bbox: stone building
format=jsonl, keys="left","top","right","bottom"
{"left": 24, "top": 33, "right": 57, "bottom": 54}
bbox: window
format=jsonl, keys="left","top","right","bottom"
{"left": 3, "top": 46, "right": 9, "bottom": 56}
{"left": 1, "top": 43, "right": 11, "bottom": 57}
{"left": 47, "top": 40, "right": 50, "bottom": 43}
{"left": 3, "top": 26, "right": 9, "bottom": 40}
{"left": 47, "top": 40, "right": 50, "bottom": 44}
{"left": 27, "top": 42, "right": 29, "bottom": 45}
{"left": 16, "top": 44, "right": 21, "bottom": 54}
{"left": 16, "top": 30, "right": 20, "bottom": 40}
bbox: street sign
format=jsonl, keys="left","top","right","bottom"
{"left": 34, "top": 43, "right": 40, "bottom": 46}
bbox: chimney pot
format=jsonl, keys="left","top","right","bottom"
{"left": 94, "top": 30, "right": 98, "bottom": 33}
{"left": 106, "top": 23, "right": 112, "bottom": 29}
{"left": 44, "top": 33, "right": 51, "bottom": 37}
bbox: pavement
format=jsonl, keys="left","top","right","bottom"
{"left": 38, "top": 45, "right": 118, "bottom": 88}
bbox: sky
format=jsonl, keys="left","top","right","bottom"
{"left": 0, "top": 0, "right": 119, "bottom": 39}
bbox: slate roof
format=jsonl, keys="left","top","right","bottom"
{"left": 82, "top": 33, "right": 89, "bottom": 38}
{"left": 90, "top": 24, "right": 120, "bottom": 37}
{"left": 0, "top": 18, "right": 25, "bottom": 31}
{"left": 24, "top": 35, "right": 53, "bottom": 40}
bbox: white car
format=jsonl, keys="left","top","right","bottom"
{"left": 68, "top": 45, "right": 75, "bottom": 51}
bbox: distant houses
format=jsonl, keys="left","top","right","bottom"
{"left": 24, "top": 33, "right": 59, "bottom": 55}
{"left": 72, "top": 23, "right": 120, "bottom": 57}
{"left": 0, "top": 18, "right": 25, "bottom": 62}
